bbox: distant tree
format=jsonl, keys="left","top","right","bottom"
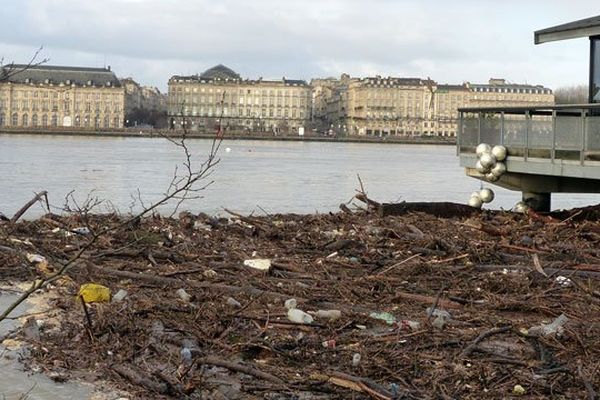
{"left": 554, "top": 84, "right": 588, "bottom": 104}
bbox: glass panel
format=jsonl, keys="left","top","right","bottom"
{"left": 460, "top": 112, "right": 479, "bottom": 147}
{"left": 529, "top": 115, "right": 553, "bottom": 149}
{"left": 479, "top": 113, "right": 501, "bottom": 145}
{"left": 503, "top": 114, "right": 527, "bottom": 147}
{"left": 555, "top": 114, "right": 582, "bottom": 150}
{"left": 586, "top": 115, "right": 600, "bottom": 154}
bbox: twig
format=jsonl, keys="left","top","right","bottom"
{"left": 460, "top": 325, "right": 512, "bottom": 358}
{"left": 376, "top": 253, "right": 422, "bottom": 275}
{"left": 79, "top": 295, "right": 94, "bottom": 338}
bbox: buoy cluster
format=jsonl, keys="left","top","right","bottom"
{"left": 475, "top": 143, "right": 507, "bottom": 182}
{"left": 468, "top": 188, "right": 495, "bottom": 209}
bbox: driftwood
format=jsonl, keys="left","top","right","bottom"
{"left": 355, "top": 193, "right": 477, "bottom": 218}
{"left": 196, "top": 356, "right": 285, "bottom": 385}
{"left": 112, "top": 363, "right": 169, "bottom": 394}
{"left": 11, "top": 191, "right": 49, "bottom": 223}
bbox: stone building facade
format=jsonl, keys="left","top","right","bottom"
{"left": 168, "top": 65, "right": 312, "bottom": 133}
{"left": 0, "top": 64, "right": 124, "bottom": 129}
{"left": 313, "top": 75, "right": 554, "bottom": 137}
{"left": 121, "top": 77, "right": 167, "bottom": 114}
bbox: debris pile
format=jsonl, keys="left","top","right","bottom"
{"left": 1, "top": 202, "right": 600, "bottom": 399}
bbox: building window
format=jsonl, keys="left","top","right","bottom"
{"left": 104, "top": 116, "right": 109, "bottom": 128}
{"left": 11, "top": 113, "right": 18, "bottom": 125}
{"left": 0, "top": 113, "right": 4, "bottom": 126}
{"left": 74, "top": 115, "right": 80, "bottom": 127}
{"left": 22, "top": 113, "right": 29, "bottom": 126}
{"left": 84, "top": 115, "right": 90, "bottom": 128}
{"left": 31, "top": 114, "right": 38, "bottom": 126}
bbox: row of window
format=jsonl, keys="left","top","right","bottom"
{"left": 4, "top": 100, "right": 121, "bottom": 113}
{"left": 473, "top": 87, "right": 551, "bottom": 94}
{"left": 10, "top": 90, "right": 122, "bottom": 101}
{"left": 171, "top": 96, "right": 308, "bottom": 107}
{"left": 174, "top": 86, "right": 310, "bottom": 97}
{"left": 180, "top": 107, "right": 307, "bottom": 119}
{"left": 0, "top": 113, "right": 121, "bottom": 128}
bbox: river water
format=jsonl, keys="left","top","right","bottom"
{"left": 1, "top": 134, "right": 598, "bottom": 216}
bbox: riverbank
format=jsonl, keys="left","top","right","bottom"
{"left": 0, "top": 201, "right": 599, "bottom": 399}
{"left": 0, "top": 127, "right": 456, "bottom": 145}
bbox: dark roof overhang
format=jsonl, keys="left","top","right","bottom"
{"left": 535, "top": 15, "right": 600, "bottom": 44}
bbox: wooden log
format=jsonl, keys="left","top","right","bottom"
{"left": 378, "top": 201, "right": 479, "bottom": 218}
{"left": 112, "top": 364, "right": 169, "bottom": 394}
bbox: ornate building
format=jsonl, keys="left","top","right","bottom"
{"left": 168, "top": 65, "right": 312, "bottom": 133}
{"left": 0, "top": 64, "right": 124, "bottom": 129}
{"left": 313, "top": 75, "right": 554, "bottom": 137}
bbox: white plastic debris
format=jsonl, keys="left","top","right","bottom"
{"left": 352, "top": 353, "right": 362, "bottom": 367}
{"left": 287, "top": 308, "right": 313, "bottom": 324}
{"left": 72, "top": 227, "right": 91, "bottom": 235}
{"left": 112, "top": 289, "right": 128, "bottom": 302}
{"left": 284, "top": 298, "right": 298, "bottom": 310}
{"left": 176, "top": 288, "right": 191, "bottom": 302}
{"left": 426, "top": 307, "right": 451, "bottom": 319}
{"left": 226, "top": 297, "right": 242, "bottom": 308}
{"left": 26, "top": 253, "right": 46, "bottom": 264}
{"left": 203, "top": 269, "right": 218, "bottom": 278}
{"left": 528, "top": 314, "right": 568, "bottom": 337}
{"left": 243, "top": 258, "right": 272, "bottom": 271}
{"left": 316, "top": 309, "right": 342, "bottom": 321}
{"left": 555, "top": 276, "right": 572, "bottom": 287}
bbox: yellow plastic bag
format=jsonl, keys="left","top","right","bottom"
{"left": 78, "top": 283, "right": 111, "bottom": 303}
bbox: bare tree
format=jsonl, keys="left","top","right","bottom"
{"left": 0, "top": 120, "right": 224, "bottom": 322}
{"left": 0, "top": 46, "right": 49, "bottom": 82}
{"left": 554, "top": 84, "right": 588, "bottom": 104}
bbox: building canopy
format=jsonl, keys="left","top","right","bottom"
{"left": 535, "top": 15, "right": 600, "bottom": 44}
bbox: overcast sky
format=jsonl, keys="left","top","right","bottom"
{"left": 0, "top": 1, "right": 597, "bottom": 92}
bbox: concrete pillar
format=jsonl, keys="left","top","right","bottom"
{"left": 522, "top": 192, "right": 551, "bottom": 212}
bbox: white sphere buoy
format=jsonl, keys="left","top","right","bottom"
{"left": 492, "top": 145, "right": 507, "bottom": 161}
{"left": 491, "top": 162, "right": 506, "bottom": 177}
{"left": 468, "top": 195, "right": 483, "bottom": 209}
{"left": 476, "top": 143, "right": 492, "bottom": 157}
{"left": 225, "top": 147, "right": 231, "bottom": 153}
{"left": 514, "top": 201, "right": 529, "bottom": 214}
{"left": 475, "top": 160, "right": 489, "bottom": 174}
{"left": 485, "top": 172, "right": 499, "bottom": 182}
{"left": 479, "top": 153, "right": 497, "bottom": 169}
{"left": 471, "top": 191, "right": 482, "bottom": 199}
{"left": 480, "top": 188, "right": 495, "bottom": 203}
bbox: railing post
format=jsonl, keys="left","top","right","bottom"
{"left": 500, "top": 112, "right": 505, "bottom": 145}
{"left": 551, "top": 110, "right": 556, "bottom": 163}
{"left": 457, "top": 111, "right": 462, "bottom": 156}
{"left": 525, "top": 110, "right": 530, "bottom": 161}
{"left": 477, "top": 112, "right": 482, "bottom": 145}
{"left": 581, "top": 109, "right": 587, "bottom": 165}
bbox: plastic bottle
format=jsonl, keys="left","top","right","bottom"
{"left": 287, "top": 308, "right": 313, "bottom": 324}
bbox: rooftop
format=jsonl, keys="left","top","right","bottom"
{"left": 0, "top": 63, "right": 121, "bottom": 87}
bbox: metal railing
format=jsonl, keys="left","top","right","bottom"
{"left": 457, "top": 104, "right": 600, "bottom": 163}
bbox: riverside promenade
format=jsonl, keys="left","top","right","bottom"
{"left": 0, "top": 127, "right": 456, "bottom": 145}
